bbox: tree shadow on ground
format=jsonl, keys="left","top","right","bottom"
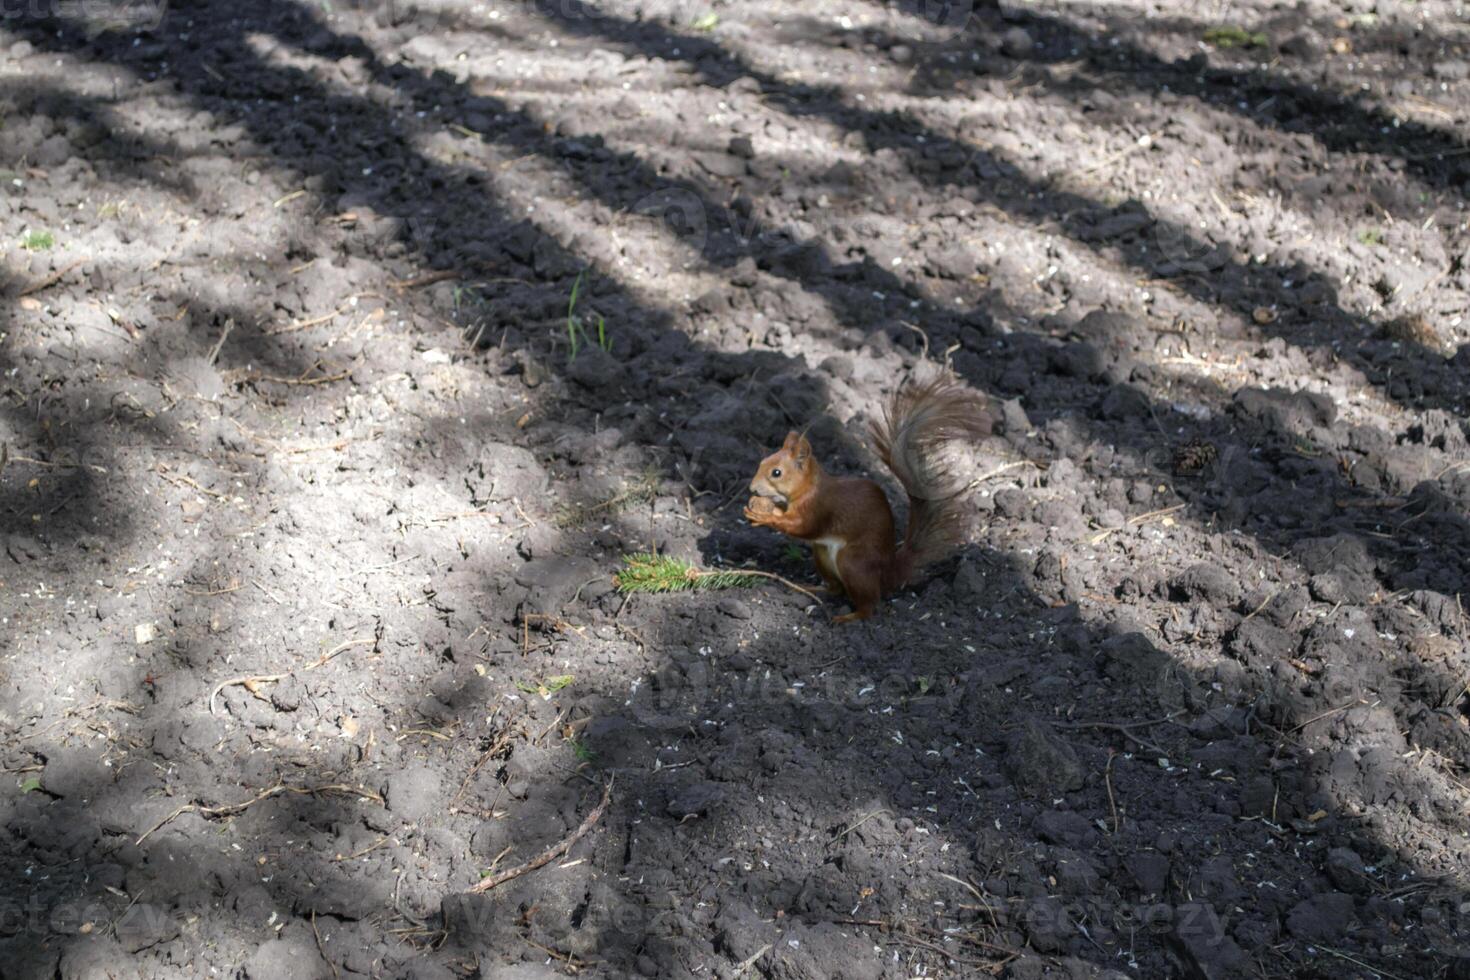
{"left": 868, "top": 0, "right": 1470, "bottom": 193}
{"left": 1, "top": 1, "right": 1468, "bottom": 978}
{"left": 429, "top": 530, "right": 1470, "bottom": 978}
{"left": 524, "top": 0, "right": 1469, "bottom": 417}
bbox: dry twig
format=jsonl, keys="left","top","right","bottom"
{"left": 305, "top": 637, "right": 376, "bottom": 670}
{"left": 390, "top": 269, "right": 461, "bottom": 291}
{"left": 267, "top": 300, "right": 360, "bottom": 335}
{"left": 208, "top": 673, "right": 289, "bottom": 716}
{"left": 209, "top": 636, "right": 375, "bottom": 715}
{"left": 732, "top": 943, "right": 773, "bottom": 977}
{"left": 206, "top": 318, "right": 234, "bottom": 366}
{"left": 468, "top": 777, "right": 613, "bottom": 894}
{"left": 450, "top": 726, "right": 518, "bottom": 813}
{"left": 1104, "top": 751, "right": 1119, "bottom": 833}
{"left": 136, "top": 782, "right": 379, "bottom": 845}
{"left": 1053, "top": 711, "right": 1182, "bottom": 758}
{"left": 311, "top": 911, "right": 340, "bottom": 980}
{"left": 16, "top": 259, "right": 85, "bottom": 298}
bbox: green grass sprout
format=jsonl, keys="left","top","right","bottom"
{"left": 517, "top": 674, "right": 575, "bottom": 698}
{"left": 1203, "top": 25, "right": 1267, "bottom": 48}
{"left": 566, "top": 270, "right": 612, "bottom": 363}
{"left": 19, "top": 229, "right": 54, "bottom": 251}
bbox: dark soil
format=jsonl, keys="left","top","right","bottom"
{"left": 3, "top": 0, "right": 1470, "bottom": 978}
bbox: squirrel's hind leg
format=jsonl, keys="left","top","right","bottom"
{"left": 831, "top": 551, "right": 882, "bottom": 623}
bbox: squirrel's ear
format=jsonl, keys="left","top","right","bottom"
{"left": 781, "top": 431, "right": 800, "bottom": 451}
{"left": 793, "top": 434, "right": 812, "bottom": 463}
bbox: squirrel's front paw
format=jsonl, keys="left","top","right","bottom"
{"left": 744, "top": 496, "right": 779, "bottom": 524}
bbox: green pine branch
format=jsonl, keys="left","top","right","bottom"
{"left": 613, "top": 553, "right": 763, "bottom": 593}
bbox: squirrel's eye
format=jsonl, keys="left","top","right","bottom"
{"left": 771, "top": 468, "right": 782, "bottom": 478}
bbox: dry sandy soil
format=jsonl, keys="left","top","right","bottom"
{"left": 3, "top": 0, "right": 1470, "bottom": 977}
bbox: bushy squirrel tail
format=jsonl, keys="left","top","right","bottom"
{"left": 869, "top": 374, "right": 994, "bottom": 587}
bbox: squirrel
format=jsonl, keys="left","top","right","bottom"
{"left": 743, "top": 374, "right": 994, "bottom": 622}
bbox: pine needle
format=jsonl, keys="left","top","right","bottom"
{"left": 613, "top": 554, "right": 823, "bottom": 604}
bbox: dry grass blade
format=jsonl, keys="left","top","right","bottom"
{"left": 1090, "top": 503, "right": 1187, "bottom": 545}
{"left": 555, "top": 468, "right": 659, "bottom": 527}
{"left": 963, "top": 460, "right": 1040, "bottom": 491}
{"left": 833, "top": 917, "right": 1019, "bottom": 973}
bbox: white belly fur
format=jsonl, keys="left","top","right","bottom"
{"left": 816, "top": 537, "right": 845, "bottom": 583}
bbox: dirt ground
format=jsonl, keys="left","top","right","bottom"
{"left": 2, "top": 0, "right": 1470, "bottom": 977}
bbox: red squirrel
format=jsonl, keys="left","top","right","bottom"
{"left": 743, "top": 375, "right": 993, "bottom": 622}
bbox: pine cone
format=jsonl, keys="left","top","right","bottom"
{"left": 1173, "top": 438, "right": 1218, "bottom": 476}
